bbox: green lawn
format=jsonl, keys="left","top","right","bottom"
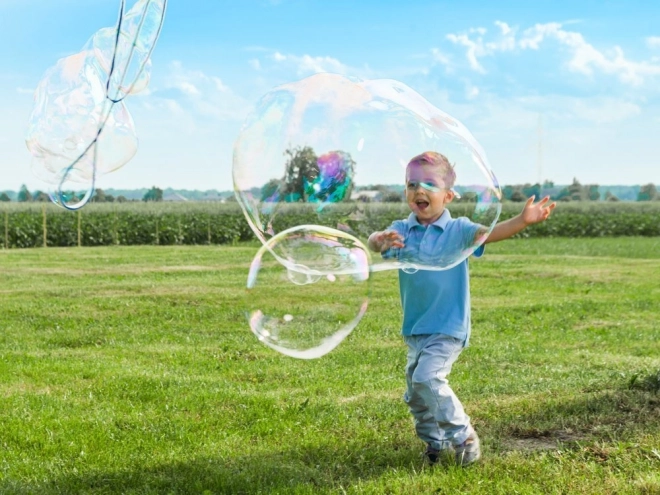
{"left": 0, "top": 238, "right": 659, "bottom": 494}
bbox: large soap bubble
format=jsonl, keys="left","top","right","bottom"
{"left": 25, "top": 0, "right": 167, "bottom": 209}
{"left": 246, "top": 225, "right": 371, "bottom": 359}
{"left": 233, "top": 73, "right": 501, "bottom": 272}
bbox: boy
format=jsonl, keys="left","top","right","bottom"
{"left": 367, "top": 151, "right": 555, "bottom": 466}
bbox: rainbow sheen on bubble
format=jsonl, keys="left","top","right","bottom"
{"left": 304, "top": 150, "right": 355, "bottom": 206}
{"left": 233, "top": 73, "right": 501, "bottom": 272}
{"left": 25, "top": 0, "right": 166, "bottom": 209}
{"left": 246, "top": 225, "right": 370, "bottom": 359}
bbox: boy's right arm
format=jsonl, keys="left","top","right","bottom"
{"left": 368, "top": 230, "right": 405, "bottom": 253}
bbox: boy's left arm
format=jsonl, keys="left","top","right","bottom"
{"left": 479, "top": 195, "right": 556, "bottom": 244}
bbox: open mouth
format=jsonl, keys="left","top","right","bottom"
{"left": 415, "top": 200, "right": 430, "bottom": 211}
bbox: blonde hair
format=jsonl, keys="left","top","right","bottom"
{"left": 406, "top": 151, "right": 456, "bottom": 189}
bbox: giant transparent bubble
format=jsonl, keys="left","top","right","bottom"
{"left": 25, "top": 0, "right": 167, "bottom": 209}
{"left": 246, "top": 225, "right": 370, "bottom": 359}
{"left": 233, "top": 73, "right": 501, "bottom": 272}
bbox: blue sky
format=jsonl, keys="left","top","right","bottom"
{"left": 2, "top": 0, "right": 660, "bottom": 191}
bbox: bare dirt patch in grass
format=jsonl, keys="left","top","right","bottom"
{"left": 503, "top": 428, "right": 585, "bottom": 452}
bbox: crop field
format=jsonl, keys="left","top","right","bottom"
{"left": 1, "top": 201, "right": 659, "bottom": 248}
{"left": 0, "top": 237, "right": 659, "bottom": 494}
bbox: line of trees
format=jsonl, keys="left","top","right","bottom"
{"left": 501, "top": 179, "right": 659, "bottom": 202}
{"left": 3, "top": 170, "right": 658, "bottom": 205}
{"left": 0, "top": 186, "right": 167, "bottom": 203}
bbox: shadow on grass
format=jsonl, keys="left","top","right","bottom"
{"left": 491, "top": 387, "right": 660, "bottom": 454}
{"left": 0, "top": 439, "right": 427, "bottom": 495}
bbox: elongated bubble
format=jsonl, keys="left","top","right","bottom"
{"left": 26, "top": 0, "right": 167, "bottom": 210}
{"left": 246, "top": 225, "right": 370, "bottom": 359}
{"left": 233, "top": 73, "right": 501, "bottom": 271}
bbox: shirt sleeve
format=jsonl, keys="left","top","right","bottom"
{"left": 458, "top": 217, "right": 486, "bottom": 258}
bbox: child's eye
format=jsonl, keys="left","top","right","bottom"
{"left": 407, "top": 181, "right": 441, "bottom": 192}
{"left": 420, "top": 182, "right": 440, "bottom": 192}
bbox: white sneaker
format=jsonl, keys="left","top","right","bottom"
{"left": 455, "top": 431, "right": 481, "bottom": 466}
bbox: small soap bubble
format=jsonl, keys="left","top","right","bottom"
{"left": 234, "top": 73, "right": 501, "bottom": 271}
{"left": 246, "top": 225, "right": 370, "bottom": 359}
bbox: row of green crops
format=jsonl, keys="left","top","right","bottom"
{"left": 0, "top": 201, "right": 658, "bottom": 249}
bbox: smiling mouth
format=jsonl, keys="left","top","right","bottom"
{"left": 415, "top": 201, "right": 430, "bottom": 210}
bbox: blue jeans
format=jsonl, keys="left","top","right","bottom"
{"left": 403, "top": 333, "right": 473, "bottom": 450}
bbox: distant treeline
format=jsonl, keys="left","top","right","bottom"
{"left": 1, "top": 179, "right": 658, "bottom": 203}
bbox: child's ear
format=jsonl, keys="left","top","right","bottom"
{"left": 445, "top": 190, "right": 455, "bottom": 203}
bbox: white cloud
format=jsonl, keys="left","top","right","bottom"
{"left": 178, "top": 81, "right": 200, "bottom": 96}
{"left": 445, "top": 21, "right": 660, "bottom": 86}
{"left": 646, "top": 36, "right": 660, "bottom": 49}
{"left": 270, "top": 51, "right": 348, "bottom": 76}
{"left": 15, "top": 86, "right": 33, "bottom": 94}
{"left": 145, "top": 61, "right": 250, "bottom": 126}
{"left": 431, "top": 48, "right": 451, "bottom": 66}
{"left": 465, "top": 85, "right": 479, "bottom": 100}
{"left": 569, "top": 98, "right": 641, "bottom": 124}
{"left": 248, "top": 49, "right": 374, "bottom": 82}
{"left": 446, "top": 32, "right": 487, "bottom": 73}
{"left": 520, "top": 23, "right": 660, "bottom": 85}
{"left": 495, "top": 20, "right": 512, "bottom": 36}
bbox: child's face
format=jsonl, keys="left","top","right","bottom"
{"left": 405, "top": 163, "right": 455, "bottom": 225}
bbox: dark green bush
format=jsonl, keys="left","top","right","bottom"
{"left": 0, "top": 201, "right": 658, "bottom": 249}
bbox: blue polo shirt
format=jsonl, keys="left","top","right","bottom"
{"left": 382, "top": 209, "right": 484, "bottom": 343}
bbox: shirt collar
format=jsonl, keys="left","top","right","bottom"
{"left": 406, "top": 209, "right": 452, "bottom": 231}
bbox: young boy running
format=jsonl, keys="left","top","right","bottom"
{"left": 368, "top": 151, "right": 555, "bottom": 466}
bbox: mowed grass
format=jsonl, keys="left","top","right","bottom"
{"left": 0, "top": 238, "right": 659, "bottom": 494}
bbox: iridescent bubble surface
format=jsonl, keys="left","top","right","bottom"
{"left": 25, "top": 0, "right": 166, "bottom": 209}
{"left": 233, "top": 73, "right": 501, "bottom": 271}
{"left": 246, "top": 225, "right": 370, "bottom": 359}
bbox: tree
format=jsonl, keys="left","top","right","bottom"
{"left": 604, "top": 190, "right": 619, "bottom": 202}
{"left": 637, "top": 183, "right": 658, "bottom": 201}
{"left": 586, "top": 184, "right": 600, "bottom": 201}
{"left": 277, "top": 146, "right": 355, "bottom": 203}
{"left": 522, "top": 183, "right": 541, "bottom": 199}
{"left": 261, "top": 178, "right": 283, "bottom": 202}
{"left": 0, "top": 192, "right": 10, "bottom": 202}
{"left": 567, "top": 178, "right": 584, "bottom": 201}
{"left": 116, "top": 195, "right": 128, "bottom": 203}
{"left": 381, "top": 190, "right": 403, "bottom": 202}
{"left": 510, "top": 188, "right": 526, "bottom": 202}
{"left": 33, "top": 191, "right": 50, "bottom": 202}
{"left": 281, "top": 145, "right": 318, "bottom": 202}
{"left": 17, "top": 185, "right": 32, "bottom": 202}
{"left": 454, "top": 191, "right": 478, "bottom": 203}
{"left": 142, "top": 186, "right": 163, "bottom": 202}
{"left": 91, "top": 188, "right": 107, "bottom": 203}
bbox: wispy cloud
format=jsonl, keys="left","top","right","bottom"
{"left": 444, "top": 21, "right": 660, "bottom": 86}
{"left": 270, "top": 51, "right": 348, "bottom": 76}
{"left": 142, "top": 61, "right": 250, "bottom": 129}
{"left": 247, "top": 49, "right": 374, "bottom": 80}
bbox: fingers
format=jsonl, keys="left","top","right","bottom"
{"left": 536, "top": 195, "right": 551, "bottom": 206}
{"left": 377, "top": 230, "right": 405, "bottom": 251}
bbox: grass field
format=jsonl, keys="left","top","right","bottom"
{"left": 0, "top": 238, "right": 659, "bottom": 494}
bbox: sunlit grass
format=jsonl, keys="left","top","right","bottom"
{"left": 0, "top": 238, "right": 658, "bottom": 494}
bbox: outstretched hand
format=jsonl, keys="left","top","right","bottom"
{"left": 522, "top": 195, "right": 556, "bottom": 226}
{"left": 371, "top": 230, "right": 405, "bottom": 252}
